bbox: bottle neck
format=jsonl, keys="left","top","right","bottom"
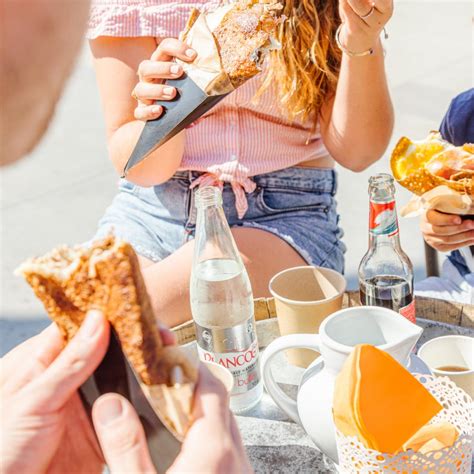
{"left": 195, "top": 203, "right": 242, "bottom": 264}
{"left": 368, "top": 197, "right": 401, "bottom": 249}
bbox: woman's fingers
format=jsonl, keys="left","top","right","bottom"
{"left": 150, "top": 38, "right": 196, "bottom": 63}
{"left": 343, "top": 0, "right": 392, "bottom": 31}
{"left": 25, "top": 310, "right": 110, "bottom": 412}
{"left": 133, "top": 82, "right": 177, "bottom": 101}
{"left": 132, "top": 82, "right": 177, "bottom": 121}
{"left": 92, "top": 394, "right": 156, "bottom": 474}
{"left": 138, "top": 60, "right": 183, "bottom": 82}
{"left": 346, "top": 0, "right": 374, "bottom": 18}
{"left": 134, "top": 104, "right": 163, "bottom": 121}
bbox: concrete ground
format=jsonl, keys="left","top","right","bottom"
{"left": 1, "top": 1, "right": 472, "bottom": 354}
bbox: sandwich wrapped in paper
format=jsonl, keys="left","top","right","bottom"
{"left": 124, "top": 0, "right": 282, "bottom": 175}
{"left": 333, "top": 344, "right": 473, "bottom": 473}
{"left": 17, "top": 236, "right": 198, "bottom": 473}
{"left": 390, "top": 132, "right": 473, "bottom": 216}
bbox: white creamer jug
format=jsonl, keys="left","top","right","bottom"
{"left": 261, "top": 306, "right": 425, "bottom": 462}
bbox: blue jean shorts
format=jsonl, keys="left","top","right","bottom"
{"left": 95, "top": 167, "right": 346, "bottom": 273}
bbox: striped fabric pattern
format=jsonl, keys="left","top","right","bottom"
{"left": 88, "top": 0, "right": 331, "bottom": 218}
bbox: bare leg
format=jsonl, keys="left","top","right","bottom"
{"left": 139, "top": 227, "right": 306, "bottom": 327}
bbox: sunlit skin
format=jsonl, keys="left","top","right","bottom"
{"left": 91, "top": 0, "right": 394, "bottom": 326}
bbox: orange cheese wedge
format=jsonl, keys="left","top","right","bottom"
{"left": 333, "top": 344, "right": 443, "bottom": 454}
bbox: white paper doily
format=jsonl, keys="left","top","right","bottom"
{"left": 336, "top": 375, "right": 473, "bottom": 473}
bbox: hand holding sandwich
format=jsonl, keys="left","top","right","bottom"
{"left": 1, "top": 311, "right": 252, "bottom": 474}
{"left": 421, "top": 209, "right": 474, "bottom": 252}
{"left": 1, "top": 311, "right": 110, "bottom": 474}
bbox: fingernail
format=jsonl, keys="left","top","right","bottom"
{"left": 81, "top": 310, "right": 103, "bottom": 338}
{"left": 185, "top": 49, "right": 196, "bottom": 58}
{"left": 163, "top": 87, "right": 174, "bottom": 96}
{"left": 454, "top": 217, "right": 462, "bottom": 225}
{"left": 170, "top": 64, "right": 181, "bottom": 74}
{"left": 96, "top": 397, "right": 123, "bottom": 426}
{"left": 152, "top": 105, "right": 162, "bottom": 114}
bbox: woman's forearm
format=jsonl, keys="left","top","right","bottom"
{"left": 323, "top": 38, "right": 394, "bottom": 172}
{"left": 109, "top": 121, "right": 185, "bottom": 186}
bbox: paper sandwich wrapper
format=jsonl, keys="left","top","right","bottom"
{"left": 400, "top": 185, "right": 474, "bottom": 217}
{"left": 80, "top": 331, "right": 194, "bottom": 474}
{"left": 333, "top": 345, "right": 473, "bottom": 473}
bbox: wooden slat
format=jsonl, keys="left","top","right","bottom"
{"left": 171, "top": 292, "right": 473, "bottom": 343}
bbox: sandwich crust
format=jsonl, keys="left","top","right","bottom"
{"left": 18, "top": 235, "right": 197, "bottom": 386}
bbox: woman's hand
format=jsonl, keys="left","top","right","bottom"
{"left": 132, "top": 39, "right": 196, "bottom": 121}
{"left": 338, "top": 0, "right": 393, "bottom": 53}
{"left": 421, "top": 209, "right": 474, "bottom": 252}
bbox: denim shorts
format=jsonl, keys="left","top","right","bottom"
{"left": 94, "top": 167, "right": 346, "bottom": 272}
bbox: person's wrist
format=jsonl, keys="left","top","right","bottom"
{"left": 338, "top": 24, "right": 381, "bottom": 54}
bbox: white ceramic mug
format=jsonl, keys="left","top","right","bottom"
{"left": 418, "top": 335, "right": 474, "bottom": 398}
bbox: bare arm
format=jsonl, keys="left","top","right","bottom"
{"left": 90, "top": 37, "right": 193, "bottom": 186}
{"left": 320, "top": 0, "right": 394, "bottom": 172}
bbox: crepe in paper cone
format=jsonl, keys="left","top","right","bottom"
{"left": 124, "top": 0, "right": 282, "bottom": 175}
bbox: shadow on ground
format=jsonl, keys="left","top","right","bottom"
{"left": 246, "top": 445, "right": 332, "bottom": 474}
{"left": 0, "top": 317, "right": 50, "bottom": 356}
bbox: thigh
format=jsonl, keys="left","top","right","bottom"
{"left": 140, "top": 227, "right": 305, "bottom": 327}
{"left": 232, "top": 227, "right": 306, "bottom": 296}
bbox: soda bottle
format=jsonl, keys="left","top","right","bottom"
{"left": 190, "top": 186, "right": 263, "bottom": 413}
{"left": 358, "top": 173, "right": 415, "bottom": 322}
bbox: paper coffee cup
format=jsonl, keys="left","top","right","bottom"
{"left": 269, "top": 266, "right": 346, "bottom": 368}
{"left": 418, "top": 335, "right": 474, "bottom": 398}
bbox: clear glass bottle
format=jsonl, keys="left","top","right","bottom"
{"left": 358, "top": 174, "right": 415, "bottom": 322}
{"left": 190, "top": 186, "right": 263, "bottom": 413}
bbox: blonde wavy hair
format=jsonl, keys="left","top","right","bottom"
{"left": 258, "top": 0, "right": 342, "bottom": 124}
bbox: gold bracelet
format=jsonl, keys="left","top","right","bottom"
{"left": 335, "top": 24, "right": 374, "bottom": 57}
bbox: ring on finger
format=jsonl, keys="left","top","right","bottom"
{"left": 359, "top": 2, "right": 375, "bottom": 19}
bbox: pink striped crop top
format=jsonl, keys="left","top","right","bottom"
{"left": 87, "top": 0, "right": 332, "bottom": 217}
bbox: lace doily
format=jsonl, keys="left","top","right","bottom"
{"left": 336, "top": 375, "right": 473, "bottom": 473}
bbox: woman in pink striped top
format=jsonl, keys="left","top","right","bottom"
{"left": 89, "top": 0, "right": 394, "bottom": 325}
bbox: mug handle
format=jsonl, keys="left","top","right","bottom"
{"left": 261, "top": 334, "right": 321, "bottom": 425}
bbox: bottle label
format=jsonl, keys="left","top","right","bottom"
{"left": 195, "top": 316, "right": 260, "bottom": 395}
{"left": 369, "top": 199, "right": 399, "bottom": 236}
{"left": 399, "top": 298, "right": 416, "bottom": 323}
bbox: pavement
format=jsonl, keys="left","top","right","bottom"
{"left": 1, "top": 1, "right": 472, "bottom": 354}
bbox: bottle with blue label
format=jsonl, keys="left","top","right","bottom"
{"left": 358, "top": 174, "right": 415, "bottom": 322}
